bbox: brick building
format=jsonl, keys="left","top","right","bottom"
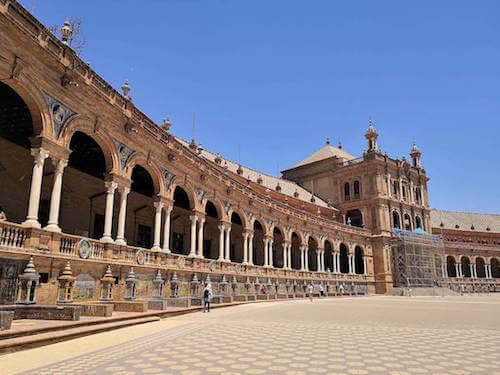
{"left": 0, "top": 1, "right": 497, "bottom": 307}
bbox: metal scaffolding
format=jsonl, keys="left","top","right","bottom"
{"left": 391, "top": 229, "right": 445, "bottom": 288}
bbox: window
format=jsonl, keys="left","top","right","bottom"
{"left": 393, "top": 181, "right": 399, "bottom": 197}
{"left": 392, "top": 211, "right": 401, "bottom": 229}
{"left": 344, "top": 182, "right": 350, "bottom": 201}
{"left": 402, "top": 186, "right": 406, "bottom": 200}
{"left": 39, "top": 272, "right": 49, "bottom": 283}
{"left": 353, "top": 180, "right": 360, "bottom": 199}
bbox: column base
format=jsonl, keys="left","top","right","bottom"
{"left": 162, "top": 248, "right": 171, "bottom": 253}
{"left": 151, "top": 246, "right": 162, "bottom": 252}
{"left": 44, "top": 223, "right": 61, "bottom": 232}
{"left": 22, "top": 218, "right": 41, "bottom": 228}
{"left": 100, "top": 235, "right": 114, "bottom": 243}
{"left": 115, "top": 238, "right": 127, "bottom": 246}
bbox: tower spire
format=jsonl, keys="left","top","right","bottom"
{"left": 365, "top": 116, "right": 378, "bottom": 152}
{"left": 410, "top": 137, "right": 422, "bottom": 168}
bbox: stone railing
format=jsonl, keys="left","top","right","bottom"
{"left": 0, "top": 221, "right": 372, "bottom": 285}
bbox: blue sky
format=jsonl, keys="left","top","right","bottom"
{"left": 21, "top": 0, "right": 500, "bottom": 213}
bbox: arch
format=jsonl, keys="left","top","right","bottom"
{"left": 475, "top": 257, "right": 486, "bottom": 278}
{"left": 403, "top": 213, "right": 412, "bottom": 231}
{"left": 60, "top": 116, "right": 119, "bottom": 174}
{"left": 68, "top": 131, "right": 107, "bottom": 179}
{"left": 204, "top": 200, "right": 220, "bottom": 219}
{"left": 392, "top": 211, "right": 401, "bottom": 230}
{"left": 446, "top": 256, "right": 456, "bottom": 278}
{"left": 324, "top": 240, "right": 334, "bottom": 272}
{"left": 229, "top": 211, "right": 244, "bottom": 263}
{"left": 229, "top": 208, "right": 248, "bottom": 230}
{"left": 307, "top": 236, "right": 318, "bottom": 271}
{"left": 271, "top": 226, "right": 285, "bottom": 268}
{"left": 0, "top": 79, "right": 47, "bottom": 139}
{"left": 354, "top": 246, "right": 364, "bottom": 274}
{"left": 344, "top": 182, "right": 350, "bottom": 201}
{"left": 252, "top": 219, "right": 265, "bottom": 266}
{"left": 173, "top": 186, "right": 192, "bottom": 210}
{"left": 460, "top": 256, "right": 471, "bottom": 278}
{"left": 202, "top": 200, "right": 220, "bottom": 259}
{"left": 491, "top": 258, "right": 500, "bottom": 278}
{"left": 339, "top": 243, "right": 349, "bottom": 274}
{"left": 169, "top": 182, "right": 197, "bottom": 211}
{"left": 353, "top": 180, "right": 361, "bottom": 199}
{"left": 124, "top": 154, "right": 163, "bottom": 197}
{"left": 346, "top": 209, "right": 363, "bottom": 228}
{"left": 290, "top": 232, "right": 302, "bottom": 270}
{"left": 415, "top": 215, "right": 422, "bottom": 229}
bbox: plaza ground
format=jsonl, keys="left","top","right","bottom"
{"left": 2, "top": 295, "right": 500, "bottom": 375}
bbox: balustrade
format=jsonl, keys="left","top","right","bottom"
{"left": 0, "top": 222, "right": 28, "bottom": 249}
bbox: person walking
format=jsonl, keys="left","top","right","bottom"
{"left": 308, "top": 283, "right": 314, "bottom": 302}
{"left": 203, "top": 283, "right": 213, "bottom": 313}
{"left": 339, "top": 283, "right": 345, "bottom": 296}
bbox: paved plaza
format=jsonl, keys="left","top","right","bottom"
{"left": 3, "top": 295, "right": 500, "bottom": 375}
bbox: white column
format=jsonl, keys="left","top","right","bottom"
{"left": 469, "top": 263, "right": 474, "bottom": 279}
{"left": 337, "top": 253, "right": 341, "bottom": 273}
{"left": 399, "top": 177, "right": 403, "bottom": 201}
{"left": 248, "top": 233, "right": 254, "bottom": 265}
{"left": 387, "top": 174, "right": 392, "bottom": 198}
{"left": 363, "top": 256, "right": 367, "bottom": 275}
{"left": 45, "top": 158, "right": 68, "bottom": 232}
{"left": 23, "top": 148, "right": 49, "bottom": 228}
{"left": 287, "top": 244, "right": 291, "bottom": 270}
{"left": 305, "top": 247, "right": 310, "bottom": 271}
{"left": 486, "top": 265, "right": 491, "bottom": 279}
{"left": 225, "top": 224, "right": 231, "bottom": 262}
{"left": 316, "top": 250, "right": 321, "bottom": 272}
{"left": 410, "top": 181, "right": 415, "bottom": 203}
{"left": 459, "top": 263, "right": 463, "bottom": 278}
{"left": 243, "top": 232, "right": 249, "bottom": 264}
{"left": 348, "top": 255, "right": 353, "bottom": 274}
{"left": 269, "top": 239, "right": 274, "bottom": 267}
{"left": 101, "top": 181, "right": 117, "bottom": 243}
{"left": 441, "top": 264, "right": 446, "bottom": 278}
{"left": 152, "top": 201, "right": 164, "bottom": 251}
{"left": 115, "top": 186, "right": 130, "bottom": 245}
{"left": 197, "top": 217, "right": 205, "bottom": 257}
{"left": 282, "top": 243, "right": 287, "bottom": 269}
{"left": 299, "top": 246, "right": 304, "bottom": 271}
{"left": 162, "top": 205, "right": 172, "bottom": 252}
{"left": 218, "top": 224, "right": 225, "bottom": 261}
{"left": 333, "top": 252, "right": 337, "bottom": 273}
{"left": 263, "top": 238, "right": 269, "bottom": 267}
{"left": 454, "top": 264, "right": 459, "bottom": 278}
{"left": 189, "top": 215, "right": 197, "bottom": 256}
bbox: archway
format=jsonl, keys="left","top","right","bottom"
{"left": 460, "top": 256, "right": 471, "bottom": 278}
{"left": 354, "top": 246, "right": 364, "bottom": 274}
{"left": 344, "top": 182, "right": 350, "bottom": 201}
{"left": 252, "top": 220, "right": 264, "bottom": 266}
{"left": 307, "top": 237, "right": 318, "bottom": 271}
{"left": 230, "top": 212, "right": 244, "bottom": 263}
{"left": 491, "top": 258, "right": 500, "bottom": 278}
{"left": 447, "top": 256, "right": 456, "bottom": 278}
{"left": 353, "top": 180, "right": 361, "bottom": 199}
{"left": 392, "top": 211, "right": 401, "bottom": 229}
{"left": 346, "top": 209, "right": 363, "bottom": 228}
{"left": 339, "top": 243, "right": 349, "bottom": 274}
{"left": 291, "top": 232, "right": 301, "bottom": 270}
{"left": 415, "top": 216, "right": 422, "bottom": 229}
{"left": 62, "top": 131, "right": 107, "bottom": 238}
{"left": 476, "top": 257, "right": 486, "bottom": 278}
{"left": 171, "top": 186, "right": 192, "bottom": 255}
{"left": 0, "top": 81, "right": 38, "bottom": 224}
{"left": 203, "top": 200, "right": 220, "bottom": 259}
{"left": 324, "top": 240, "right": 333, "bottom": 272}
{"left": 272, "top": 227, "right": 284, "bottom": 268}
{"left": 126, "top": 165, "right": 156, "bottom": 248}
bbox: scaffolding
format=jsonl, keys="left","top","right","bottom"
{"left": 391, "top": 229, "right": 445, "bottom": 288}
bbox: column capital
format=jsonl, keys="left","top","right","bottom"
{"left": 243, "top": 229, "right": 254, "bottom": 236}
{"left": 31, "top": 147, "right": 50, "bottom": 165}
{"left": 104, "top": 181, "right": 118, "bottom": 192}
{"left": 154, "top": 201, "right": 164, "bottom": 210}
{"left": 218, "top": 224, "right": 225, "bottom": 231}
{"left": 118, "top": 185, "right": 131, "bottom": 195}
{"left": 51, "top": 158, "right": 68, "bottom": 173}
{"left": 189, "top": 214, "right": 198, "bottom": 223}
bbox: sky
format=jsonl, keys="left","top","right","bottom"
{"left": 20, "top": 0, "right": 500, "bottom": 213}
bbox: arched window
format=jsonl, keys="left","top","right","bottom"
{"left": 392, "top": 211, "right": 401, "bottom": 229}
{"left": 353, "top": 180, "right": 360, "bottom": 199}
{"left": 346, "top": 209, "right": 363, "bottom": 228}
{"left": 476, "top": 257, "right": 486, "bottom": 278}
{"left": 393, "top": 181, "right": 399, "bottom": 197}
{"left": 415, "top": 216, "right": 422, "bottom": 229}
{"left": 344, "top": 182, "right": 350, "bottom": 201}
{"left": 447, "top": 256, "right": 456, "bottom": 278}
{"left": 339, "top": 243, "right": 349, "bottom": 274}
{"left": 461, "top": 257, "right": 471, "bottom": 278}
{"left": 403, "top": 214, "right": 412, "bottom": 231}
{"left": 491, "top": 258, "right": 500, "bottom": 278}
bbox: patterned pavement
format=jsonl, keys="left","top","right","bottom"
{"left": 12, "top": 295, "right": 500, "bottom": 375}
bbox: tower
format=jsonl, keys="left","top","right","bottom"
{"left": 365, "top": 117, "right": 378, "bottom": 152}
{"left": 410, "top": 139, "right": 422, "bottom": 168}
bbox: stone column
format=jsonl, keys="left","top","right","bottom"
{"left": 151, "top": 201, "right": 164, "bottom": 251}
{"left": 399, "top": 177, "right": 403, "bottom": 200}
{"left": 287, "top": 244, "right": 291, "bottom": 270}
{"left": 45, "top": 158, "right": 68, "bottom": 232}
{"left": 459, "top": 263, "right": 463, "bottom": 278}
{"left": 243, "top": 232, "right": 249, "bottom": 264}
{"left": 299, "top": 246, "right": 305, "bottom": 271}
{"left": 115, "top": 186, "right": 130, "bottom": 245}
{"left": 263, "top": 238, "right": 269, "bottom": 267}
{"left": 486, "top": 264, "right": 491, "bottom": 279}
{"left": 225, "top": 224, "right": 231, "bottom": 262}
{"left": 333, "top": 252, "right": 337, "bottom": 273}
{"left": 23, "top": 148, "right": 50, "bottom": 228}
{"left": 282, "top": 243, "right": 287, "bottom": 269}
{"left": 197, "top": 217, "right": 205, "bottom": 257}
{"left": 269, "top": 239, "right": 274, "bottom": 267}
{"left": 162, "top": 205, "right": 172, "bottom": 252}
{"left": 410, "top": 181, "right": 415, "bottom": 203}
{"left": 348, "top": 255, "right": 353, "bottom": 274}
{"left": 363, "top": 256, "right": 367, "bottom": 275}
{"left": 189, "top": 215, "right": 198, "bottom": 256}
{"left": 248, "top": 233, "right": 254, "bottom": 265}
{"left": 101, "top": 181, "right": 117, "bottom": 243}
{"left": 387, "top": 174, "right": 392, "bottom": 198}
{"left": 469, "top": 263, "right": 474, "bottom": 279}
{"left": 454, "top": 264, "right": 459, "bottom": 278}
{"left": 218, "top": 225, "right": 225, "bottom": 261}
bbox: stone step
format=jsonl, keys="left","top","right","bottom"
{"left": 0, "top": 316, "right": 160, "bottom": 355}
